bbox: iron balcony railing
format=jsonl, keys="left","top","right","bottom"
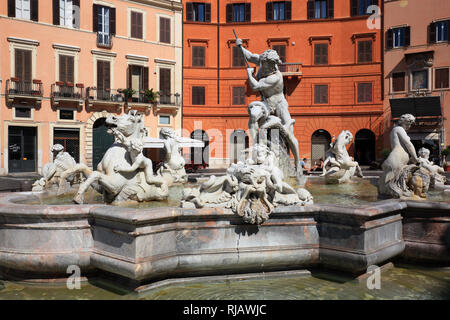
{"left": 127, "top": 92, "right": 156, "bottom": 104}
{"left": 157, "top": 93, "right": 181, "bottom": 106}
{"left": 97, "top": 32, "right": 113, "bottom": 48}
{"left": 86, "top": 87, "right": 124, "bottom": 103}
{"left": 51, "top": 82, "right": 84, "bottom": 100}
{"left": 6, "top": 78, "right": 43, "bottom": 97}
{"left": 279, "top": 63, "right": 302, "bottom": 76}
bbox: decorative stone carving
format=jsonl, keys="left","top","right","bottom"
{"left": 418, "top": 147, "right": 447, "bottom": 188}
{"left": 321, "top": 130, "right": 363, "bottom": 184}
{"left": 378, "top": 114, "right": 432, "bottom": 200}
{"left": 157, "top": 128, "right": 198, "bottom": 185}
{"left": 32, "top": 144, "right": 81, "bottom": 191}
{"left": 182, "top": 144, "right": 313, "bottom": 225}
{"left": 59, "top": 110, "right": 169, "bottom": 204}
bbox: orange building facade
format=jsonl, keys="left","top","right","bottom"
{"left": 0, "top": 0, "right": 183, "bottom": 174}
{"left": 183, "top": 0, "right": 384, "bottom": 168}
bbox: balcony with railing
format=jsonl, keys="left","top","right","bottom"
{"left": 5, "top": 78, "right": 43, "bottom": 107}
{"left": 279, "top": 63, "right": 303, "bottom": 77}
{"left": 155, "top": 93, "right": 181, "bottom": 114}
{"left": 86, "top": 87, "right": 124, "bottom": 112}
{"left": 51, "top": 82, "right": 84, "bottom": 108}
{"left": 124, "top": 91, "right": 156, "bottom": 115}
{"left": 97, "top": 32, "right": 113, "bottom": 49}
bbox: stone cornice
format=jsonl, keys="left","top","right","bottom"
{"left": 125, "top": 0, "right": 183, "bottom": 11}
{"left": 53, "top": 43, "right": 81, "bottom": 52}
{"left": 91, "top": 50, "right": 117, "bottom": 57}
{"left": 7, "top": 37, "right": 39, "bottom": 46}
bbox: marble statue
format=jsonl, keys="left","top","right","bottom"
{"left": 236, "top": 38, "right": 302, "bottom": 174}
{"left": 378, "top": 114, "right": 431, "bottom": 200}
{"left": 32, "top": 144, "right": 81, "bottom": 191}
{"left": 182, "top": 143, "right": 313, "bottom": 225}
{"left": 417, "top": 147, "right": 447, "bottom": 188}
{"left": 157, "top": 128, "right": 198, "bottom": 185}
{"left": 58, "top": 110, "right": 169, "bottom": 204}
{"left": 321, "top": 130, "right": 363, "bottom": 184}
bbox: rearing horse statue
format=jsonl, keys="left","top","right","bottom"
{"left": 58, "top": 110, "right": 168, "bottom": 204}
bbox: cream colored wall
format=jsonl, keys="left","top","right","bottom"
{"left": 0, "top": 0, "right": 183, "bottom": 173}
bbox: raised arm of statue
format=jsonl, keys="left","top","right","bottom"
{"left": 236, "top": 39, "right": 260, "bottom": 65}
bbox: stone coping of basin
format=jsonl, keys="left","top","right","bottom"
{"left": 1, "top": 191, "right": 448, "bottom": 223}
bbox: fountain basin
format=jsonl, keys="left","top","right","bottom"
{"left": 1, "top": 189, "right": 448, "bottom": 287}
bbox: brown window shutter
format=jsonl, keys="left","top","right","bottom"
{"left": 143, "top": 67, "right": 149, "bottom": 90}
{"left": 8, "top": 0, "right": 15, "bottom": 17}
{"left": 186, "top": 3, "right": 193, "bottom": 21}
{"left": 350, "top": 0, "right": 358, "bottom": 16}
{"left": 429, "top": 23, "right": 436, "bottom": 44}
{"left": 97, "top": 61, "right": 103, "bottom": 89}
{"left": 165, "top": 18, "right": 171, "bottom": 43}
{"left": 15, "top": 49, "right": 32, "bottom": 82}
{"left": 110, "top": 8, "right": 116, "bottom": 35}
{"left": 327, "top": 0, "right": 334, "bottom": 18}
{"left": 386, "top": 29, "right": 393, "bottom": 49}
{"left": 245, "top": 3, "right": 251, "bottom": 22}
{"left": 160, "top": 17, "right": 170, "bottom": 43}
{"left": 323, "top": 44, "right": 328, "bottom": 64}
{"left": 59, "top": 55, "right": 66, "bottom": 82}
{"left": 104, "top": 61, "right": 110, "bottom": 89}
{"left": 436, "top": 68, "right": 449, "bottom": 89}
{"left": 127, "top": 65, "right": 131, "bottom": 88}
{"left": 53, "top": 0, "right": 60, "bottom": 25}
{"left": 15, "top": 50, "right": 23, "bottom": 81}
{"left": 392, "top": 73, "right": 405, "bottom": 92}
{"left": 285, "top": 1, "right": 291, "bottom": 20}
{"left": 160, "top": 68, "right": 171, "bottom": 97}
{"left": 307, "top": 1, "right": 314, "bottom": 19}
{"left": 226, "top": 4, "right": 232, "bottom": 22}
{"left": 93, "top": 4, "right": 99, "bottom": 32}
{"left": 67, "top": 56, "right": 74, "bottom": 83}
{"left": 205, "top": 3, "right": 211, "bottom": 22}
{"left": 31, "top": 0, "right": 38, "bottom": 21}
{"left": 404, "top": 26, "right": 410, "bottom": 47}
{"left": 266, "top": 2, "right": 273, "bottom": 21}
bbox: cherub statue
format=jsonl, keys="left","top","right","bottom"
{"left": 417, "top": 147, "right": 446, "bottom": 188}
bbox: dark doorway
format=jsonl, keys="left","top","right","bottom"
{"left": 93, "top": 118, "right": 114, "bottom": 170}
{"left": 311, "top": 129, "right": 331, "bottom": 165}
{"left": 190, "top": 130, "right": 209, "bottom": 166}
{"left": 8, "top": 126, "right": 37, "bottom": 173}
{"left": 355, "top": 129, "right": 376, "bottom": 165}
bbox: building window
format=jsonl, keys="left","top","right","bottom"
{"left": 192, "top": 86, "right": 205, "bottom": 105}
{"left": 160, "top": 17, "right": 171, "bottom": 43}
{"left": 412, "top": 70, "right": 428, "bottom": 90}
{"left": 387, "top": 27, "right": 410, "bottom": 49}
{"left": 392, "top": 72, "right": 405, "bottom": 92}
{"left": 15, "top": 107, "right": 32, "bottom": 118}
{"left": 130, "top": 11, "right": 143, "bottom": 39}
{"left": 93, "top": 5, "right": 116, "bottom": 46}
{"left": 8, "top": 0, "right": 38, "bottom": 21}
{"left": 128, "top": 65, "right": 149, "bottom": 102}
{"left": 159, "top": 115, "right": 171, "bottom": 125}
{"left": 357, "top": 82, "right": 372, "bottom": 103}
{"left": 314, "top": 43, "right": 328, "bottom": 65}
{"left": 436, "top": 20, "right": 449, "bottom": 42}
{"left": 59, "top": 55, "right": 74, "bottom": 83}
{"left": 350, "top": 0, "right": 377, "bottom": 16}
{"left": 272, "top": 45, "right": 286, "bottom": 63}
{"left": 226, "top": 3, "right": 251, "bottom": 22}
{"left": 232, "top": 87, "right": 245, "bottom": 105}
{"left": 357, "top": 40, "right": 372, "bottom": 63}
{"left": 53, "top": 0, "right": 80, "bottom": 28}
{"left": 159, "top": 68, "right": 171, "bottom": 104}
{"left": 53, "top": 128, "right": 80, "bottom": 163}
{"left": 314, "top": 85, "right": 328, "bottom": 104}
{"left": 435, "top": 68, "right": 449, "bottom": 89}
{"left": 266, "top": 2, "right": 291, "bottom": 21}
{"left": 192, "top": 46, "right": 205, "bottom": 67}
{"left": 15, "top": 49, "right": 32, "bottom": 82}
{"left": 186, "top": 2, "right": 211, "bottom": 22}
{"left": 58, "top": 109, "right": 75, "bottom": 120}
{"left": 232, "top": 46, "right": 245, "bottom": 67}
{"left": 307, "top": 0, "right": 333, "bottom": 19}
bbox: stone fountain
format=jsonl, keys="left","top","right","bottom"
{"left": 0, "top": 43, "right": 448, "bottom": 292}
